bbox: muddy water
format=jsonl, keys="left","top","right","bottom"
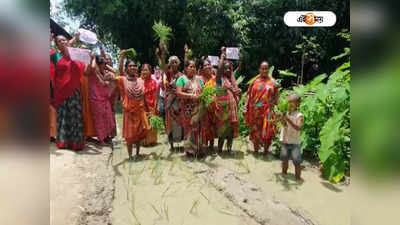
{"left": 111, "top": 114, "right": 349, "bottom": 225}
{"left": 111, "top": 137, "right": 259, "bottom": 225}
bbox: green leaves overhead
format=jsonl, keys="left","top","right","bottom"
{"left": 152, "top": 20, "right": 173, "bottom": 47}
{"left": 126, "top": 48, "right": 137, "bottom": 59}
{"left": 63, "top": 0, "right": 349, "bottom": 80}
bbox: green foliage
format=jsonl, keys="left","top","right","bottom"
{"left": 278, "top": 70, "right": 297, "bottom": 77}
{"left": 275, "top": 90, "right": 289, "bottom": 114}
{"left": 238, "top": 94, "right": 250, "bottom": 137}
{"left": 126, "top": 48, "right": 137, "bottom": 59}
{"left": 236, "top": 75, "right": 245, "bottom": 86}
{"left": 149, "top": 115, "right": 165, "bottom": 131}
{"left": 186, "top": 49, "right": 193, "bottom": 60}
{"left": 63, "top": 0, "right": 349, "bottom": 81}
{"left": 199, "top": 86, "right": 216, "bottom": 107}
{"left": 331, "top": 47, "right": 350, "bottom": 60}
{"left": 297, "top": 62, "right": 350, "bottom": 182}
{"left": 152, "top": 20, "right": 173, "bottom": 48}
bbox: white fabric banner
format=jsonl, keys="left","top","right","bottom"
{"left": 226, "top": 47, "right": 239, "bottom": 60}
{"left": 67, "top": 47, "right": 90, "bottom": 65}
{"left": 207, "top": 55, "right": 219, "bottom": 66}
{"left": 78, "top": 28, "right": 98, "bottom": 45}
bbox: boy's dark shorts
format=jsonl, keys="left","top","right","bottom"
{"left": 280, "top": 143, "right": 302, "bottom": 164}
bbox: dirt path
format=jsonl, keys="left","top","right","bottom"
{"left": 50, "top": 144, "right": 115, "bottom": 225}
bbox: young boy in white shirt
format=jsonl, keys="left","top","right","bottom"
{"left": 279, "top": 93, "right": 304, "bottom": 180}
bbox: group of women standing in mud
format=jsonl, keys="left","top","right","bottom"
{"left": 50, "top": 32, "right": 280, "bottom": 161}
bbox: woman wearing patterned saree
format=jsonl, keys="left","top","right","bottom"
{"left": 244, "top": 61, "right": 279, "bottom": 155}
{"left": 141, "top": 64, "right": 158, "bottom": 146}
{"left": 51, "top": 35, "right": 92, "bottom": 150}
{"left": 156, "top": 44, "right": 184, "bottom": 151}
{"left": 176, "top": 60, "right": 204, "bottom": 155}
{"left": 206, "top": 48, "right": 241, "bottom": 153}
{"left": 108, "top": 50, "right": 150, "bottom": 160}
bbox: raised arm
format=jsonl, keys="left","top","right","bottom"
{"left": 68, "top": 31, "right": 80, "bottom": 47}
{"left": 84, "top": 52, "right": 96, "bottom": 76}
{"left": 119, "top": 50, "right": 126, "bottom": 76}
{"left": 156, "top": 42, "right": 168, "bottom": 74}
{"left": 217, "top": 46, "right": 226, "bottom": 80}
{"left": 234, "top": 52, "right": 241, "bottom": 74}
{"left": 105, "top": 64, "right": 115, "bottom": 73}
{"left": 104, "top": 70, "right": 117, "bottom": 83}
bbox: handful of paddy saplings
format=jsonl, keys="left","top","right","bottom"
{"left": 149, "top": 115, "right": 165, "bottom": 131}
{"left": 199, "top": 86, "right": 217, "bottom": 107}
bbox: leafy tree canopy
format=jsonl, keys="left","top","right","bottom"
{"left": 62, "top": 0, "right": 349, "bottom": 85}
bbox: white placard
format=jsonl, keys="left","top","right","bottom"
{"left": 207, "top": 55, "right": 219, "bottom": 66}
{"left": 67, "top": 47, "right": 90, "bottom": 65}
{"left": 78, "top": 28, "right": 98, "bottom": 44}
{"left": 226, "top": 47, "right": 239, "bottom": 60}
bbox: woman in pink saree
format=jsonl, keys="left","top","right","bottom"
{"left": 88, "top": 55, "right": 116, "bottom": 144}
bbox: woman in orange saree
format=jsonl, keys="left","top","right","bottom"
{"left": 109, "top": 50, "right": 150, "bottom": 160}
{"left": 244, "top": 61, "right": 279, "bottom": 155}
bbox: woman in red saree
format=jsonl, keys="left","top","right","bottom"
{"left": 206, "top": 48, "right": 241, "bottom": 153}
{"left": 244, "top": 61, "right": 279, "bottom": 155}
{"left": 51, "top": 35, "right": 91, "bottom": 150}
{"left": 141, "top": 64, "right": 158, "bottom": 146}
